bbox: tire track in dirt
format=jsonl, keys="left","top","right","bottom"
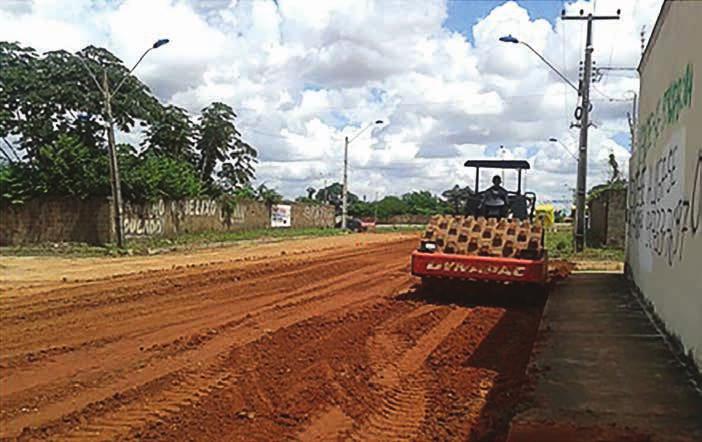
{"left": 347, "top": 308, "right": 470, "bottom": 441}
{"left": 1, "top": 240, "right": 411, "bottom": 390}
{"left": 299, "top": 308, "right": 471, "bottom": 441}
{"left": 0, "top": 242, "right": 387, "bottom": 327}
{"left": 3, "top": 235, "right": 547, "bottom": 441}
{"left": 2, "top": 239, "right": 416, "bottom": 440}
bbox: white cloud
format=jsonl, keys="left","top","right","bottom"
{"left": 0, "top": 0, "right": 665, "bottom": 207}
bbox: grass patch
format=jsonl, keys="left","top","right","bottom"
{"left": 1, "top": 227, "right": 345, "bottom": 258}
{"left": 545, "top": 225, "right": 624, "bottom": 262}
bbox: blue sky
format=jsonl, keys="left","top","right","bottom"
{"left": 445, "top": 0, "right": 565, "bottom": 40}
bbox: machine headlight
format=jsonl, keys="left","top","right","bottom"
{"left": 421, "top": 241, "right": 438, "bottom": 252}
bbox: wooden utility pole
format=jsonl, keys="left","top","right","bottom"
{"left": 562, "top": 9, "right": 620, "bottom": 252}
{"left": 103, "top": 71, "right": 125, "bottom": 248}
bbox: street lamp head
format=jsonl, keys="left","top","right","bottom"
{"left": 548, "top": 137, "right": 558, "bottom": 142}
{"left": 374, "top": 120, "right": 384, "bottom": 125}
{"left": 152, "top": 38, "right": 170, "bottom": 49}
{"left": 499, "top": 35, "right": 519, "bottom": 44}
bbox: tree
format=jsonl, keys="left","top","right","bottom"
{"left": 1, "top": 42, "right": 160, "bottom": 160}
{"left": 256, "top": 183, "right": 282, "bottom": 207}
{"left": 120, "top": 148, "right": 202, "bottom": 202}
{"left": 401, "top": 190, "right": 448, "bottom": 215}
{"left": 142, "top": 105, "right": 195, "bottom": 161}
{"left": 441, "top": 185, "right": 473, "bottom": 214}
{"left": 196, "top": 102, "right": 257, "bottom": 189}
{"left": 34, "top": 134, "right": 110, "bottom": 198}
{"left": 349, "top": 200, "right": 374, "bottom": 218}
{"left": 232, "top": 184, "right": 257, "bottom": 200}
{"left": 314, "top": 182, "right": 357, "bottom": 213}
{"left": 375, "top": 196, "right": 409, "bottom": 219}
{"left": 306, "top": 186, "right": 316, "bottom": 199}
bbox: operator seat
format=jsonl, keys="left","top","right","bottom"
{"left": 509, "top": 194, "right": 528, "bottom": 220}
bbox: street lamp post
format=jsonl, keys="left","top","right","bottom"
{"left": 499, "top": 35, "right": 579, "bottom": 93}
{"left": 500, "top": 32, "right": 590, "bottom": 251}
{"left": 77, "top": 39, "right": 169, "bottom": 248}
{"left": 341, "top": 120, "right": 383, "bottom": 229}
{"left": 548, "top": 137, "right": 578, "bottom": 162}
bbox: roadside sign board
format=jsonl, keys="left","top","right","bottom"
{"left": 271, "top": 204, "right": 291, "bottom": 228}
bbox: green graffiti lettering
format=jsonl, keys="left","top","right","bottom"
{"left": 638, "top": 63, "right": 695, "bottom": 158}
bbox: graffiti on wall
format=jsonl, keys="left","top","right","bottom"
{"left": 302, "top": 204, "right": 332, "bottom": 224}
{"left": 123, "top": 200, "right": 165, "bottom": 236}
{"left": 171, "top": 199, "right": 219, "bottom": 217}
{"left": 628, "top": 136, "right": 702, "bottom": 268}
{"left": 637, "top": 63, "right": 694, "bottom": 159}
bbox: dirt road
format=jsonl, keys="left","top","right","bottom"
{"left": 1, "top": 234, "right": 543, "bottom": 441}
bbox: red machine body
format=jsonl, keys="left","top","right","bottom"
{"left": 411, "top": 250, "right": 547, "bottom": 284}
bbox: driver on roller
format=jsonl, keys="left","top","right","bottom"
{"left": 488, "top": 175, "right": 508, "bottom": 202}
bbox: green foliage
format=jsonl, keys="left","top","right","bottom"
{"left": 545, "top": 226, "right": 624, "bottom": 261}
{"left": 1, "top": 42, "right": 160, "bottom": 158}
{"left": 0, "top": 136, "right": 202, "bottom": 204}
{"left": 374, "top": 196, "right": 409, "bottom": 219}
{"left": 314, "top": 182, "right": 358, "bottom": 212}
{"left": 295, "top": 196, "right": 321, "bottom": 204}
{"left": 349, "top": 200, "right": 374, "bottom": 218}
{"left": 120, "top": 149, "right": 202, "bottom": 202}
{"left": 1, "top": 135, "right": 110, "bottom": 204}
{"left": 35, "top": 134, "right": 111, "bottom": 198}
{"left": 232, "top": 184, "right": 257, "bottom": 201}
{"left": 1, "top": 42, "right": 260, "bottom": 205}
{"left": 197, "top": 102, "right": 257, "bottom": 190}
{"left": 0, "top": 161, "right": 40, "bottom": 204}
{"left": 142, "top": 105, "right": 195, "bottom": 161}
{"left": 401, "top": 190, "right": 449, "bottom": 215}
{"left": 441, "top": 184, "right": 473, "bottom": 214}
{"left": 255, "top": 183, "right": 283, "bottom": 206}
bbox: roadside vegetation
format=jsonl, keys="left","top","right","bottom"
{"left": 546, "top": 224, "right": 625, "bottom": 262}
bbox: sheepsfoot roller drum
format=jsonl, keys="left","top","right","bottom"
{"left": 411, "top": 215, "right": 547, "bottom": 284}
{"left": 411, "top": 159, "right": 548, "bottom": 286}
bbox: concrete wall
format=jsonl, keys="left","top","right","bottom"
{"left": 1, "top": 198, "right": 335, "bottom": 246}
{"left": 290, "top": 203, "right": 335, "bottom": 228}
{"left": 0, "top": 197, "right": 113, "bottom": 245}
{"left": 627, "top": 1, "right": 702, "bottom": 368}
{"left": 587, "top": 188, "right": 627, "bottom": 248}
{"left": 122, "top": 199, "right": 271, "bottom": 238}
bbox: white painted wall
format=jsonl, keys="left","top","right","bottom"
{"left": 627, "top": 2, "right": 702, "bottom": 368}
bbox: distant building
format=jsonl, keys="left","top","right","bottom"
{"left": 626, "top": 0, "right": 702, "bottom": 370}
{"left": 587, "top": 186, "right": 626, "bottom": 248}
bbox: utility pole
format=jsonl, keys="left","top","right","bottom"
{"left": 103, "top": 71, "right": 125, "bottom": 248}
{"left": 562, "top": 9, "right": 620, "bottom": 252}
{"left": 340, "top": 120, "right": 383, "bottom": 230}
{"left": 374, "top": 191, "right": 379, "bottom": 223}
{"left": 342, "top": 136, "right": 349, "bottom": 229}
{"left": 76, "top": 39, "right": 169, "bottom": 249}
